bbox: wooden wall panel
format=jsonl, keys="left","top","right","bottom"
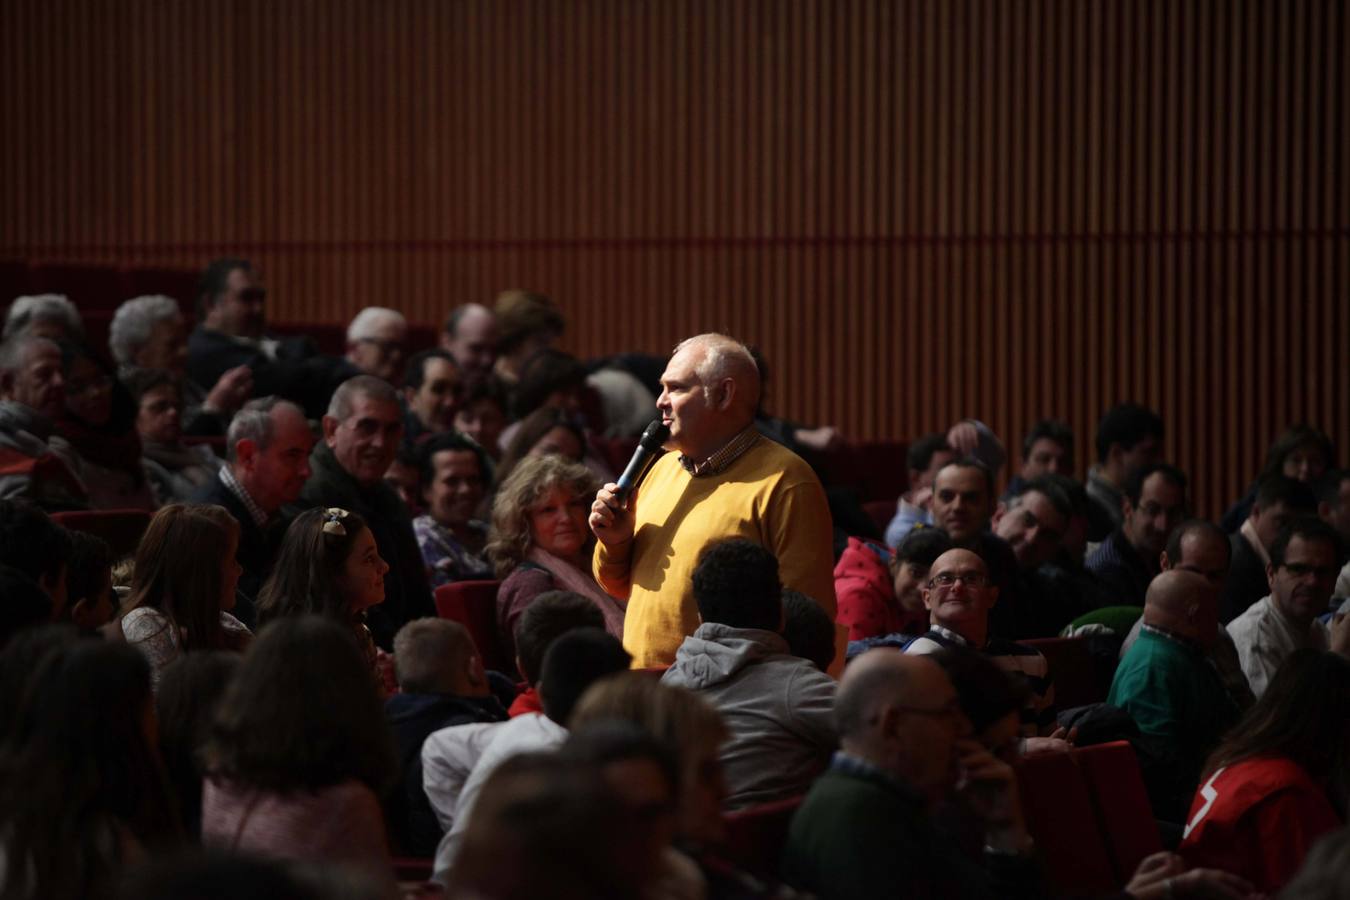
{"left": 2, "top": 0, "right": 1347, "bottom": 518}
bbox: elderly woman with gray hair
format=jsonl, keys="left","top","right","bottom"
{"left": 3, "top": 294, "right": 84, "bottom": 342}
{"left": 487, "top": 453, "right": 625, "bottom": 670}
{"left": 109, "top": 294, "right": 253, "bottom": 435}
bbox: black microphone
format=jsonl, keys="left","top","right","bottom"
{"left": 614, "top": 419, "right": 671, "bottom": 504}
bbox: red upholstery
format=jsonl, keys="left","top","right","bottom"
{"left": 433, "top": 580, "right": 511, "bottom": 674}
{"left": 1021, "top": 636, "right": 1107, "bottom": 711}
{"left": 720, "top": 795, "right": 802, "bottom": 878}
{"left": 26, "top": 262, "right": 126, "bottom": 311}
{"left": 51, "top": 508, "right": 153, "bottom": 558}
{"left": 818, "top": 439, "right": 908, "bottom": 502}
{"left": 1075, "top": 741, "right": 1162, "bottom": 882}
{"left": 1015, "top": 750, "right": 1118, "bottom": 897}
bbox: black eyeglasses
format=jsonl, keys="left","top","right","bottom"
{"left": 927, "top": 571, "right": 989, "bottom": 589}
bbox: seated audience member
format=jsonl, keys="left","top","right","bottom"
{"left": 110, "top": 294, "right": 252, "bottom": 436}
{"left": 835, "top": 527, "right": 951, "bottom": 642}
{"left": 432, "top": 628, "right": 631, "bottom": 881}
{"left": 386, "top": 618, "right": 508, "bottom": 857}
{"left": 402, "top": 348, "right": 463, "bottom": 448}
{"left": 495, "top": 405, "right": 589, "bottom": 484}
{"left": 1279, "top": 828, "right": 1350, "bottom": 900}
{"left": 492, "top": 289, "right": 565, "bottom": 386}
{"left": 662, "top": 539, "right": 836, "bottom": 809}
{"left": 782, "top": 588, "right": 838, "bottom": 672}
{"left": 121, "top": 504, "right": 251, "bottom": 689}
{"left": 156, "top": 652, "right": 241, "bottom": 838}
{"left": 0, "top": 333, "right": 88, "bottom": 508}
{"left": 0, "top": 499, "right": 72, "bottom": 616}
{"left": 1109, "top": 571, "right": 1240, "bottom": 822}
{"left": 413, "top": 431, "right": 494, "bottom": 586}
{"left": 488, "top": 454, "right": 622, "bottom": 665}
{"left": 61, "top": 530, "right": 117, "bottom": 632}
{"left": 125, "top": 369, "right": 222, "bottom": 504}
{"left": 190, "top": 396, "right": 314, "bottom": 624}
{"left": 1317, "top": 469, "right": 1350, "bottom": 598}
{"left": 383, "top": 445, "right": 424, "bottom": 515}
{"left": 202, "top": 616, "right": 397, "bottom": 890}
{"left": 418, "top": 591, "right": 605, "bottom": 836}
{"left": 1180, "top": 649, "right": 1349, "bottom": 894}
{"left": 1002, "top": 419, "right": 1073, "bottom": 501}
{"left": 0, "top": 639, "right": 182, "bottom": 899}
{"left": 1227, "top": 517, "right": 1349, "bottom": 698}
{"left": 990, "top": 476, "right": 1091, "bottom": 639}
{"left": 3, "top": 294, "right": 83, "bottom": 342}
{"left": 1086, "top": 463, "right": 1188, "bottom": 606}
{"left": 905, "top": 548, "right": 1059, "bottom": 744}
{"left": 297, "top": 375, "right": 434, "bottom": 649}
{"left": 1221, "top": 424, "right": 1336, "bottom": 533}
{"left": 883, "top": 432, "right": 954, "bottom": 547}
{"left": 1222, "top": 473, "right": 1318, "bottom": 622}
{"left": 344, "top": 306, "right": 407, "bottom": 383}
{"left": 453, "top": 376, "right": 509, "bottom": 461}
{"left": 55, "top": 341, "right": 156, "bottom": 510}
{"left": 440, "top": 303, "right": 499, "bottom": 382}
{"left": 1086, "top": 403, "right": 1165, "bottom": 541}
{"left": 782, "top": 650, "right": 1040, "bottom": 900}
{"left": 256, "top": 507, "right": 391, "bottom": 682}
{"left": 444, "top": 751, "right": 648, "bottom": 900}
{"left": 927, "top": 457, "right": 1019, "bottom": 594}
{"left": 186, "top": 258, "right": 356, "bottom": 418}
{"left": 509, "top": 348, "right": 592, "bottom": 424}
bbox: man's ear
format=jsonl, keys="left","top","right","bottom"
{"left": 921, "top": 586, "right": 935, "bottom": 611}
{"left": 712, "top": 377, "right": 736, "bottom": 412}
{"left": 234, "top": 437, "right": 258, "bottom": 469}
{"left": 403, "top": 385, "right": 418, "bottom": 407}
{"left": 1266, "top": 562, "right": 1277, "bottom": 592}
{"left": 985, "top": 585, "right": 999, "bottom": 610}
{"left": 1121, "top": 495, "right": 1134, "bottom": 519}
{"left": 321, "top": 415, "right": 340, "bottom": 447}
{"left": 1159, "top": 550, "right": 1172, "bottom": 571}
{"left": 991, "top": 502, "right": 1008, "bottom": 527}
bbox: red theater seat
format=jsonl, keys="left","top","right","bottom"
{"left": 721, "top": 795, "right": 802, "bottom": 878}
{"left": 1075, "top": 741, "right": 1162, "bottom": 882}
{"left": 51, "top": 508, "right": 153, "bottom": 558}
{"left": 1022, "top": 636, "right": 1107, "bottom": 710}
{"left": 433, "top": 580, "right": 510, "bottom": 674}
{"left": 1015, "top": 749, "right": 1117, "bottom": 897}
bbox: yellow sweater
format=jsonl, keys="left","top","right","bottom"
{"left": 594, "top": 437, "right": 837, "bottom": 668}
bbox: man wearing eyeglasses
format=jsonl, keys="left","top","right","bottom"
{"left": 905, "top": 549, "right": 1063, "bottom": 751}
{"left": 1227, "top": 517, "right": 1350, "bottom": 698}
{"left": 783, "top": 649, "right": 1040, "bottom": 900}
{"left": 1086, "top": 463, "right": 1188, "bottom": 606}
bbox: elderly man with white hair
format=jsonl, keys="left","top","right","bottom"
{"left": 345, "top": 306, "right": 409, "bottom": 383}
{"left": 110, "top": 294, "right": 253, "bottom": 436}
{"left": 589, "top": 332, "right": 836, "bottom": 667}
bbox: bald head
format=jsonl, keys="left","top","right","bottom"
{"left": 658, "top": 333, "right": 762, "bottom": 460}
{"left": 442, "top": 303, "right": 499, "bottom": 377}
{"left": 1143, "top": 569, "right": 1219, "bottom": 645}
{"left": 921, "top": 549, "right": 998, "bottom": 644}
{"left": 837, "top": 650, "right": 941, "bottom": 738}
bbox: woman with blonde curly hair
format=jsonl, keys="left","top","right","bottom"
{"left": 486, "top": 453, "right": 623, "bottom": 669}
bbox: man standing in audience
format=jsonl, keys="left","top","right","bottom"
{"left": 927, "top": 457, "right": 1019, "bottom": 595}
{"left": 1086, "top": 464, "right": 1188, "bottom": 606}
{"left": 1002, "top": 419, "right": 1074, "bottom": 501}
{"left": 440, "top": 303, "right": 499, "bottom": 382}
{"left": 1109, "top": 570, "right": 1240, "bottom": 822}
{"left": 402, "top": 349, "right": 464, "bottom": 448}
{"left": 782, "top": 649, "right": 1040, "bottom": 900}
{"left": 905, "top": 548, "right": 1060, "bottom": 746}
{"left": 344, "top": 307, "right": 409, "bottom": 384}
{"left": 186, "top": 258, "right": 354, "bottom": 418}
{"left": 190, "top": 396, "right": 315, "bottom": 626}
{"left": 1227, "top": 517, "right": 1349, "bottom": 698}
{"left": 297, "top": 375, "right": 433, "bottom": 648}
{"left": 882, "top": 433, "right": 954, "bottom": 547}
{"left": 589, "top": 333, "right": 836, "bottom": 668}
{"left": 1316, "top": 469, "right": 1350, "bottom": 599}
{"left": 988, "top": 477, "right": 1084, "bottom": 639}
{"left": 0, "top": 333, "right": 87, "bottom": 509}
{"left": 662, "top": 539, "right": 836, "bottom": 809}
{"left": 1086, "top": 404, "right": 1165, "bottom": 541}
{"left": 1222, "top": 474, "right": 1319, "bottom": 622}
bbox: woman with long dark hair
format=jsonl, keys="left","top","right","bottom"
{"left": 1179, "top": 649, "right": 1350, "bottom": 892}
{"left": 121, "top": 504, "right": 250, "bottom": 688}
{"left": 0, "top": 637, "right": 180, "bottom": 899}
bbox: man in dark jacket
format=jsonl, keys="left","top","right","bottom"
{"left": 294, "top": 375, "right": 434, "bottom": 648}
{"left": 385, "top": 617, "right": 507, "bottom": 857}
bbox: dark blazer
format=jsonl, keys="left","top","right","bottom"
{"left": 1220, "top": 532, "right": 1269, "bottom": 624}
{"left": 293, "top": 443, "right": 435, "bottom": 649}
{"left": 189, "top": 474, "right": 287, "bottom": 629}
{"left": 186, "top": 327, "right": 357, "bottom": 419}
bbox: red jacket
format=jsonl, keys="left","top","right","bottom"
{"left": 833, "top": 537, "right": 925, "bottom": 641}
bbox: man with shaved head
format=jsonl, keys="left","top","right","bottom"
{"left": 1108, "top": 570, "right": 1241, "bottom": 822}
{"left": 590, "top": 333, "right": 836, "bottom": 667}
{"left": 782, "top": 649, "right": 1039, "bottom": 899}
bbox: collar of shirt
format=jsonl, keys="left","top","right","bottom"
{"left": 219, "top": 465, "right": 268, "bottom": 527}
{"left": 678, "top": 426, "right": 760, "bottom": 477}
{"left": 929, "top": 623, "right": 983, "bottom": 650}
{"left": 829, "top": 751, "right": 923, "bottom": 801}
{"left": 1139, "top": 621, "right": 1204, "bottom": 654}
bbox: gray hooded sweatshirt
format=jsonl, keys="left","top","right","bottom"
{"left": 661, "top": 622, "right": 836, "bottom": 810}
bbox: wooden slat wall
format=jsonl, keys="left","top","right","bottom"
{"left": 2, "top": 0, "right": 1347, "bottom": 518}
